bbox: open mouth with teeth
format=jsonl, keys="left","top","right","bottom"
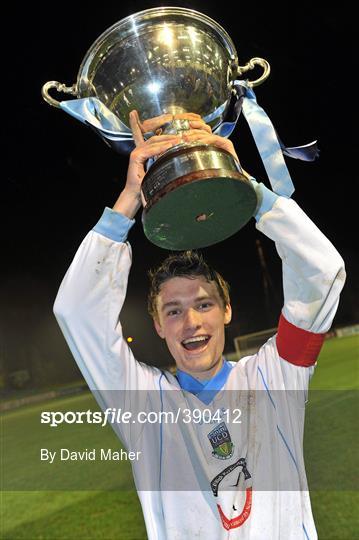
{"left": 181, "top": 335, "right": 211, "bottom": 351}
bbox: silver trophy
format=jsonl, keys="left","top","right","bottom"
{"left": 42, "top": 7, "right": 270, "bottom": 249}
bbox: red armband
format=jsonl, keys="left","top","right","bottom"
{"left": 276, "top": 314, "right": 325, "bottom": 367}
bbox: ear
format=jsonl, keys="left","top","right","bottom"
{"left": 224, "top": 303, "right": 232, "bottom": 325}
{"left": 154, "top": 317, "right": 165, "bottom": 339}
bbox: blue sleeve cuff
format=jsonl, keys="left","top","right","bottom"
{"left": 250, "top": 179, "right": 281, "bottom": 221}
{"left": 93, "top": 207, "right": 135, "bottom": 242}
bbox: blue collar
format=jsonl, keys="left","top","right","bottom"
{"left": 176, "top": 360, "right": 233, "bottom": 405}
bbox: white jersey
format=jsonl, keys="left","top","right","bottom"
{"left": 54, "top": 196, "right": 345, "bottom": 540}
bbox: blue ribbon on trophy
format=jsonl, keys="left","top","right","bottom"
{"left": 59, "top": 83, "right": 319, "bottom": 199}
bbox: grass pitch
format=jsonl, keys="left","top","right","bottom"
{"left": 1, "top": 335, "right": 358, "bottom": 539}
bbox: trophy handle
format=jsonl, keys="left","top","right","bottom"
{"left": 237, "top": 57, "right": 271, "bottom": 87}
{"left": 41, "top": 81, "right": 77, "bottom": 108}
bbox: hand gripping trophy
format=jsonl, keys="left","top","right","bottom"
{"left": 42, "top": 7, "right": 317, "bottom": 249}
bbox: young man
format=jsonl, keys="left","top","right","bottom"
{"left": 54, "top": 112, "right": 345, "bottom": 539}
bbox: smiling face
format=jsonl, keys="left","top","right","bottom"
{"left": 153, "top": 276, "right": 232, "bottom": 380}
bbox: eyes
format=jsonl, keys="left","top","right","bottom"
{"left": 166, "top": 301, "right": 214, "bottom": 318}
{"left": 198, "top": 301, "right": 213, "bottom": 310}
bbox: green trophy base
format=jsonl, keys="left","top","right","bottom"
{"left": 142, "top": 171, "right": 257, "bottom": 250}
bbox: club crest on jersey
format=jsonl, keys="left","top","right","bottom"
{"left": 208, "top": 422, "right": 234, "bottom": 460}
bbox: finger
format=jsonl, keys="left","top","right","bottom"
{"left": 181, "top": 131, "right": 214, "bottom": 144}
{"left": 182, "top": 133, "right": 239, "bottom": 160}
{"left": 133, "top": 140, "right": 180, "bottom": 163}
{"left": 141, "top": 112, "right": 202, "bottom": 133}
{"left": 129, "top": 110, "right": 145, "bottom": 147}
{"left": 182, "top": 129, "right": 213, "bottom": 138}
{"left": 141, "top": 114, "right": 173, "bottom": 133}
{"left": 188, "top": 120, "right": 212, "bottom": 134}
{"left": 183, "top": 132, "right": 228, "bottom": 145}
{"left": 144, "top": 134, "right": 182, "bottom": 144}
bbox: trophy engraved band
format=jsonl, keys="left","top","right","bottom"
{"left": 42, "top": 7, "right": 271, "bottom": 249}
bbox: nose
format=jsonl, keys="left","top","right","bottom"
{"left": 183, "top": 308, "right": 202, "bottom": 331}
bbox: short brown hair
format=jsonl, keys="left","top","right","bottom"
{"left": 147, "top": 251, "right": 230, "bottom": 320}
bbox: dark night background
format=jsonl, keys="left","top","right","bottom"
{"left": 1, "top": 3, "right": 356, "bottom": 389}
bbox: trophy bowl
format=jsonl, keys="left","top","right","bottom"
{"left": 77, "top": 7, "right": 238, "bottom": 131}
{"left": 43, "top": 8, "right": 268, "bottom": 249}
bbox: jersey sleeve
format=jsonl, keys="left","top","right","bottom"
{"left": 53, "top": 210, "right": 160, "bottom": 447}
{"left": 256, "top": 195, "right": 346, "bottom": 368}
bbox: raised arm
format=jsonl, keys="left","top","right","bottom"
{"left": 255, "top": 193, "right": 346, "bottom": 367}
{"left": 178, "top": 124, "right": 346, "bottom": 367}
{"left": 53, "top": 114, "right": 185, "bottom": 450}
